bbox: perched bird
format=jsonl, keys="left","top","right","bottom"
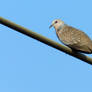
{"left": 49, "top": 19, "right": 92, "bottom": 54}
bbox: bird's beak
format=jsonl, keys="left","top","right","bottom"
{"left": 49, "top": 24, "right": 53, "bottom": 29}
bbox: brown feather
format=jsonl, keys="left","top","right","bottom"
{"left": 56, "top": 26, "right": 92, "bottom": 53}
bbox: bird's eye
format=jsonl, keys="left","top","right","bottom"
{"left": 55, "top": 21, "right": 58, "bottom": 23}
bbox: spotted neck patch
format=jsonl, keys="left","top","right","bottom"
{"left": 57, "top": 24, "right": 66, "bottom": 31}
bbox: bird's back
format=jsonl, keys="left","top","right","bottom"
{"left": 56, "top": 25, "right": 92, "bottom": 53}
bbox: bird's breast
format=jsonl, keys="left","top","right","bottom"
{"left": 56, "top": 29, "right": 73, "bottom": 45}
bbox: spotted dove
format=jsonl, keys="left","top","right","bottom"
{"left": 49, "top": 19, "right": 92, "bottom": 54}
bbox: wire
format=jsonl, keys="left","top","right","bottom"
{"left": 0, "top": 17, "right": 92, "bottom": 65}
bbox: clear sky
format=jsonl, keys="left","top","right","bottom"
{"left": 0, "top": 0, "right": 92, "bottom": 92}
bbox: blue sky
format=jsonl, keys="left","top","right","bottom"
{"left": 0, "top": 0, "right": 92, "bottom": 92}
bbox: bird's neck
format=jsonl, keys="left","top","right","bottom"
{"left": 56, "top": 24, "right": 66, "bottom": 32}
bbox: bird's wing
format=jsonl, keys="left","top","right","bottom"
{"left": 57, "top": 26, "right": 84, "bottom": 45}
{"left": 57, "top": 25, "right": 92, "bottom": 53}
{"left": 65, "top": 26, "right": 92, "bottom": 53}
{"left": 68, "top": 43, "right": 92, "bottom": 53}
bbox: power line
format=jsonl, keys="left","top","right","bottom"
{"left": 0, "top": 17, "right": 92, "bottom": 65}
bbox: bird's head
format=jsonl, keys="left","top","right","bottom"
{"left": 49, "top": 19, "right": 65, "bottom": 30}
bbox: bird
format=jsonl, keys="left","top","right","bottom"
{"left": 49, "top": 19, "right": 92, "bottom": 54}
